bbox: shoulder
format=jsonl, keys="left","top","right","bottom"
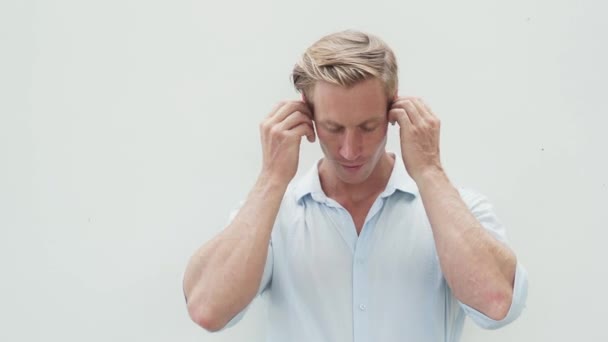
{"left": 279, "top": 179, "right": 308, "bottom": 215}
{"left": 456, "top": 186, "right": 491, "bottom": 209}
{"left": 455, "top": 186, "right": 510, "bottom": 243}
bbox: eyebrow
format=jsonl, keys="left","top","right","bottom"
{"left": 320, "top": 117, "right": 383, "bottom": 127}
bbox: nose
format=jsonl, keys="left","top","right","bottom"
{"left": 339, "top": 129, "right": 362, "bottom": 161}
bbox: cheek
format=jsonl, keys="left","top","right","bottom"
{"left": 364, "top": 128, "right": 388, "bottom": 149}
{"left": 316, "top": 131, "right": 339, "bottom": 148}
{"left": 316, "top": 134, "right": 332, "bottom": 157}
{"left": 315, "top": 129, "right": 329, "bottom": 141}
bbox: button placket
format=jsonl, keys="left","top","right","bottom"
{"left": 352, "top": 219, "right": 371, "bottom": 342}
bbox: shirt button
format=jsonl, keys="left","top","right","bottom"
{"left": 359, "top": 304, "right": 366, "bottom": 311}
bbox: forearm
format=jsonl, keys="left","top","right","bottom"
{"left": 183, "top": 174, "right": 286, "bottom": 331}
{"left": 416, "top": 168, "right": 517, "bottom": 320}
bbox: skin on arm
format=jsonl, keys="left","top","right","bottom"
{"left": 182, "top": 101, "right": 315, "bottom": 331}
{"left": 416, "top": 169, "right": 516, "bottom": 320}
{"left": 389, "top": 96, "right": 516, "bottom": 320}
{"left": 183, "top": 177, "right": 285, "bottom": 331}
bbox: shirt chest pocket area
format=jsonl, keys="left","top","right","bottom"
{"left": 278, "top": 216, "right": 355, "bottom": 297}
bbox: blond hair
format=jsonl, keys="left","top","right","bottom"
{"left": 291, "top": 29, "right": 398, "bottom": 109}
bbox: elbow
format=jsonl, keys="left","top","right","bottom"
{"left": 183, "top": 272, "right": 228, "bottom": 332}
{"left": 187, "top": 300, "right": 227, "bottom": 333}
{"left": 484, "top": 288, "right": 513, "bottom": 321}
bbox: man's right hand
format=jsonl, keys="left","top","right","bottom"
{"left": 259, "top": 100, "right": 315, "bottom": 185}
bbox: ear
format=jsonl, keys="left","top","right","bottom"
{"left": 301, "top": 93, "right": 315, "bottom": 119}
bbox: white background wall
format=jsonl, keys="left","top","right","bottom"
{"left": 1, "top": 0, "right": 607, "bottom": 340}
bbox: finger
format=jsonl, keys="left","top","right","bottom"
{"left": 266, "top": 101, "right": 288, "bottom": 119}
{"left": 388, "top": 108, "right": 411, "bottom": 127}
{"left": 277, "top": 111, "right": 314, "bottom": 132}
{"left": 388, "top": 99, "right": 404, "bottom": 125}
{"left": 269, "top": 101, "right": 312, "bottom": 125}
{"left": 392, "top": 98, "right": 421, "bottom": 125}
{"left": 419, "top": 98, "right": 438, "bottom": 119}
{"left": 289, "top": 122, "right": 316, "bottom": 143}
{"left": 411, "top": 98, "right": 433, "bottom": 121}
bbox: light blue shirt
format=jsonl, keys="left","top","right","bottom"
{"left": 219, "top": 154, "right": 528, "bottom": 341}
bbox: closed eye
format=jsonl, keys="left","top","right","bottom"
{"left": 325, "top": 125, "right": 344, "bottom": 133}
{"left": 361, "top": 125, "right": 378, "bottom": 132}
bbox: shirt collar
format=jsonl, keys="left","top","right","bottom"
{"left": 294, "top": 152, "right": 419, "bottom": 203}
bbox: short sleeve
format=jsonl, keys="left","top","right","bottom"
{"left": 460, "top": 262, "right": 528, "bottom": 329}
{"left": 456, "top": 188, "right": 529, "bottom": 329}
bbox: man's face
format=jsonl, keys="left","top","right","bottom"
{"left": 310, "top": 78, "right": 390, "bottom": 185}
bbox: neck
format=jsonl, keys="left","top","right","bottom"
{"left": 319, "top": 152, "right": 395, "bottom": 204}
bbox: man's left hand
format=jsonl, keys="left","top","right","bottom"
{"left": 388, "top": 96, "right": 443, "bottom": 182}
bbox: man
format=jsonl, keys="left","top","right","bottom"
{"left": 182, "top": 29, "right": 528, "bottom": 341}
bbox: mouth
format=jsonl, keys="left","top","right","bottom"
{"left": 340, "top": 163, "right": 364, "bottom": 172}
